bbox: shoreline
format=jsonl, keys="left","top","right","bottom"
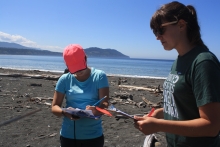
{"left": 0, "top": 67, "right": 167, "bottom": 79}
{"left": 0, "top": 68, "right": 167, "bottom": 147}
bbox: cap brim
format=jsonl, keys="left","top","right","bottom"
{"left": 68, "top": 63, "right": 87, "bottom": 74}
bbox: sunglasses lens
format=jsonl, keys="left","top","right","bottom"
{"left": 159, "top": 28, "right": 164, "bottom": 35}
{"left": 153, "top": 27, "right": 165, "bottom": 36}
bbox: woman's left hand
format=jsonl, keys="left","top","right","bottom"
{"left": 133, "top": 116, "right": 159, "bottom": 135}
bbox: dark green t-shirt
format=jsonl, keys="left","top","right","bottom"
{"left": 163, "top": 46, "right": 220, "bottom": 147}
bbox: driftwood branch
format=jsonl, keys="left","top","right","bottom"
{"left": 0, "top": 108, "right": 41, "bottom": 127}
{"left": 118, "top": 85, "right": 163, "bottom": 93}
{"left": 32, "top": 132, "right": 57, "bottom": 140}
{"left": 142, "top": 97, "right": 162, "bottom": 108}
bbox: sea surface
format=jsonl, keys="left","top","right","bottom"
{"left": 0, "top": 55, "right": 174, "bottom": 79}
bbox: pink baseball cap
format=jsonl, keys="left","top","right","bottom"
{"left": 63, "top": 44, "right": 87, "bottom": 73}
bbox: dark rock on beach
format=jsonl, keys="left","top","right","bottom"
{"left": 0, "top": 68, "right": 167, "bottom": 147}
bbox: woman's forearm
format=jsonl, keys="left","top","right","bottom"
{"left": 51, "top": 105, "right": 63, "bottom": 117}
{"left": 156, "top": 118, "right": 219, "bottom": 137}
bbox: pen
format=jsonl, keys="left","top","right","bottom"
{"left": 93, "top": 96, "right": 107, "bottom": 106}
{"left": 148, "top": 107, "right": 155, "bottom": 117}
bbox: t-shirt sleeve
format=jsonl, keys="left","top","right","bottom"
{"left": 98, "top": 71, "right": 109, "bottom": 89}
{"left": 193, "top": 60, "right": 220, "bottom": 106}
{"left": 55, "top": 74, "right": 66, "bottom": 94}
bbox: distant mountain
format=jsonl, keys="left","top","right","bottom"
{"left": 0, "top": 42, "right": 130, "bottom": 58}
{"left": 0, "top": 47, "right": 62, "bottom": 56}
{"left": 0, "top": 42, "right": 41, "bottom": 50}
{"left": 84, "top": 47, "right": 129, "bottom": 58}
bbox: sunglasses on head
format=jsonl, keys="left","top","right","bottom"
{"left": 153, "top": 20, "right": 179, "bottom": 36}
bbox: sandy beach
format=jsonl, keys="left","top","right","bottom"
{"left": 0, "top": 68, "right": 167, "bottom": 147}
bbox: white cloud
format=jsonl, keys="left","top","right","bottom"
{"left": 0, "top": 32, "right": 37, "bottom": 47}
{"left": 41, "top": 45, "right": 63, "bottom": 52}
{"left": 0, "top": 31, "right": 63, "bottom": 52}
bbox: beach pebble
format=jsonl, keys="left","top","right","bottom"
{"left": 155, "top": 142, "right": 162, "bottom": 146}
{"left": 24, "top": 93, "right": 31, "bottom": 97}
{"left": 26, "top": 106, "right": 31, "bottom": 109}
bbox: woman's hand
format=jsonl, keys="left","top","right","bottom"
{"left": 141, "top": 108, "right": 164, "bottom": 119}
{"left": 133, "top": 116, "right": 159, "bottom": 135}
{"left": 63, "top": 107, "right": 80, "bottom": 120}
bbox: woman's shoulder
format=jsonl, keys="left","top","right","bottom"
{"left": 195, "top": 51, "right": 219, "bottom": 63}
{"left": 91, "top": 67, "right": 106, "bottom": 75}
{"left": 59, "top": 72, "right": 73, "bottom": 80}
{"left": 190, "top": 49, "right": 220, "bottom": 71}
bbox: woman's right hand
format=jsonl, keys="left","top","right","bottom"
{"left": 62, "top": 107, "right": 80, "bottom": 120}
{"left": 133, "top": 116, "right": 159, "bottom": 135}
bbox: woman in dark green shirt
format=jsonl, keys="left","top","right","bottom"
{"left": 134, "top": 1, "right": 220, "bottom": 147}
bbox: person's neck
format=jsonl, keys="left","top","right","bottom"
{"left": 176, "top": 39, "right": 195, "bottom": 56}
{"left": 74, "top": 67, "right": 91, "bottom": 82}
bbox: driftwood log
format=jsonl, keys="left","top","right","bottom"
{"left": 118, "top": 85, "right": 163, "bottom": 93}
{"left": 0, "top": 73, "right": 60, "bottom": 80}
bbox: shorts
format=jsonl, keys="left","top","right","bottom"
{"left": 60, "top": 134, "right": 104, "bottom": 147}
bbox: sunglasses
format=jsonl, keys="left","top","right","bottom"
{"left": 153, "top": 20, "right": 178, "bottom": 36}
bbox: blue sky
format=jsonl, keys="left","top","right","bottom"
{"left": 0, "top": 0, "right": 219, "bottom": 59}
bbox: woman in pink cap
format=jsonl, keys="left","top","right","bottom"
{"left": 51, "top": 44, "right": 109, "bottom": 147}
{"left": 134, "top": 1, "right": 220, "bottom": 147}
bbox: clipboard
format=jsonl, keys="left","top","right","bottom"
{"left": 62, "top": 108, "right": 101, "bottom": 119}
{"left": 106, "top": 104, "right": 135, "bottom": 120}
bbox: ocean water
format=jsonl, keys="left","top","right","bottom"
{"left": 0, "top": 55, "right": 174, "bottom": 79}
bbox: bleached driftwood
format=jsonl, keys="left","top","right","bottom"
{"left": 0, "top": 73, "right": 60, "bottom": 80}
{"left": 29, "top": 97, "right": 52, "bottom": 106}
{"left": 118, "top": 85, "right": 163, "bottom": 93}
{"left": 0, "top": 106, "right": 14, "bottom": 109}
{"left": 30, "top": 97, "right": 53, "bottom": 101}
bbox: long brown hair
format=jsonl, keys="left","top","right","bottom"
{"left": 150, "top": 1, "right": 207, "bottom": 48}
